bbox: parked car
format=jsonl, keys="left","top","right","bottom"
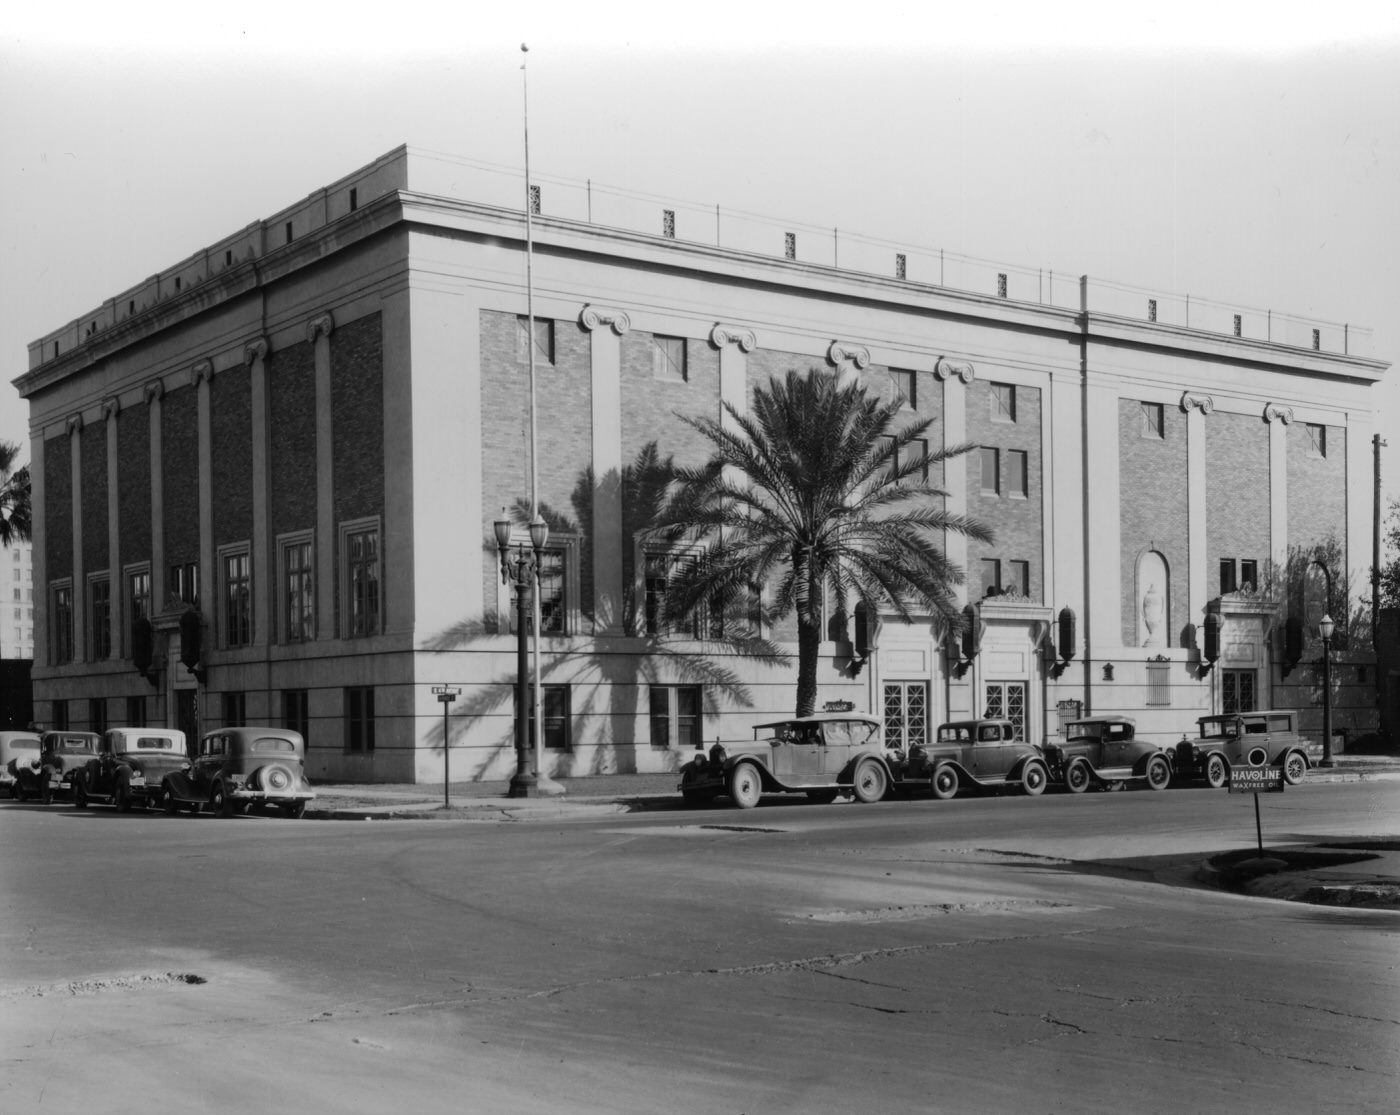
{"left": 1, "top": 730, "right": 42, "bottom": 798}
{"left": 1040, "top": 716, "right": 1173, "bottom": 792}
{"left": 1174, "top": 710, "right": 1318, "bottom": 789}
{"left": 12, "top": 731, "right": 102, "bottom": 803}
{"left": 73, "top": 728, "right": 188, "bottom": 812}
{"left": 678, "top": 713, "right": 897, "bottom": 809}
{"left": 892, "top": 718, "right": 1049, "bottom": 799}
{"left": 162, "top": 727, "right": 315, "bottom": 817}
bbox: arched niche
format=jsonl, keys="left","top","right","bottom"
{"left": 1136, "top": 550, "right": 1170, "bottom": 648}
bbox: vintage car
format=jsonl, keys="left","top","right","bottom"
{"left": 678, "top": 712, "right": 897, "bottom": 809}
{"left": 162, "top": 726, "right": 315, "bottom": 817}
{"left": 1174, "top": 710, "right": 1318, "bottom": 789}
{"left": 12, "top": 731, "right": 102, "bottom": 803}
{"left": 893, "top": 718, "right": 1049, "bottom": 799}
{"left": 1040, "top": 716, "right": 1174, "bottom": 792}
{"left": 1, "top": 730, "right": 43, "bottom": 798}
{"left": 72, "top": 728, "right": 189, "bottom": 812}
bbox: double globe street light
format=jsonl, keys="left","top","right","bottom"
{"left": 1319, "top": 613, "right": 1335, "bottom": 768}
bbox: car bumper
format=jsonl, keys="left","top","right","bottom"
{"left": 228, "top": 789, "right": 316, "bottom": 803}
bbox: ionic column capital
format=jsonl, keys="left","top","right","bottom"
{"left": 579, "top": 305, "right": 631, "bottom": 336}
{"left": 1181, "top": 392, "right": 1214, "bottom": 415}
{"left": 710, "top": 323, "right": 756, "bottom": 352}
{"left": 934, "top": 357, "right": 976, "bottom": 384}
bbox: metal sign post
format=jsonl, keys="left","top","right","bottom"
{"left": 1227, "top": 765, "right": 1284, "bottom": 856}
{"left": 432, "top": 686, "right": 462, "bottom": 807}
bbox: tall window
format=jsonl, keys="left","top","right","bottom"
{"left": 649, "top": 685, "right": 702, "bottom": 749}
{"left": 516, "top": 316, "right": 554, "bottom": 365}
{"left": 1007, "top": 560, "right": 1030, "bottom": 598}
{"left": 283, "top": 537, "right": 314, "bottom": 643}
{"left": 1146, "top": 661, "right": 1171, "bottom": 707}
{"left": 222, "top": 549, "right": 252, "bottom": 647}
{"left": 520, "top": 685, "right": 570, "bottom": 751}
{"left": 889, "top": 368, "right": 916, "bottom": 408}
{"left": 222, "top": 691, "right": 246, "bottom": 727}
{"left": 283, "top": 689, "right": 309, "bottom": 744}
{"left": 89, "top": 577, "right": 111, "bottom": 660}
{"left": 343, "top": 522, "right": 381, "bottom": 638}
{"left": 979, "top": 447, "right": 1000, "bottom": 495}
{"left": 990, "top": 382, "right": 1016, "bottom": 423}
{"left": 126, "top": 695, "right": 147, "bottom": 727}
{"left": 644, "top": 551, "right": 699, "bottom": 637}
{"left": 1220, "top": 557, "right": 1258, "bottom": 596}
{"left": 537, "top": 549, "right": 566, "bottom": 634}
{"left": 170, "top": 561, "right": 200, "bottom": 607}
{"left": 653, "top": 336, "right": 687, "bottom": 382}
{"left": 1141, "top": 401, "right": 1165, "bottom": 439}
{"left": 883, "top": 681, "right": 929, "bottom": 751}
{"left": 53, "top": 583, "right": 74, "bottom": 664}
{"left": 980, "top": 559, "right": 1002, "bottom": 598}
{"left": 128, "top": 568, "right": 151, "bottom": 622}
{"left": 1006, "top": 450, "right": 1028, "bottom": 498}
{"left": 346, "top": 686, "right": 375, "bottom": 752}
{"left": 1240, "top": 559, "right": 1258, "bottom": 592}
{"left": 1305, "top": 423, "right": 1327, "bottom": 458}
{"left": 53, "top": 699, "right": 69, "bottom": 730}
{"left": 985, "top": 681, "right": 1027, "bottom": 741}
{"left": 1223, "top": 671, "right": 1256, "bottom": 714}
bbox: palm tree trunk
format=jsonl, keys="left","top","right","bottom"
{"left": 796, "top": 617, "right": 821, "bottom": 717}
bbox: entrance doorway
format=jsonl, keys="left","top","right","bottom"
{"left": 985, "top": 681, "right": 1028, "bottom": 740}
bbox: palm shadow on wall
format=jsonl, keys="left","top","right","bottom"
{"left": 423, "top": 442, "right": 789, "bottom": 778}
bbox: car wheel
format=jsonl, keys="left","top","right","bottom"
{"left": 1204, "top": 753, "right": 1228, "bottom": 789}
{"left": 931, "top": 765, "right": 959, "bottom": 800}
{"left": 114, "top": 780, "right": 133, "bottom": 813}
{"left": 728, "top": 764, "right": 762, "bottom": 809}
{"left": 282, "top": 800, "right": 307, "bottom": 819}
{"left": 1144, "top": 756, "right": 1172, "bottom": 791}
{"left": 163, "top": 791, "right": 178, "bottom": 815}
{"left": 73, "top": 777, "right": 89, "bottom": 809}
{"left": 39, "top": 783, "right": 53, "bottom": 806}
{"left": 1020, "top": 759, "right": 1048, "bottom": 797}
{"left": 211, "top": 784, "right": 236, "bottom": 818}
{"left": 805, "top": 788, "right": 840, "bottom": 804}
{"left": 851, "top": 760, "right": 888, "bottom": 804}
{"left": 259, "top": 763, "right": 295, "bottom": 793}
{"left": 1282, "top": 751, "right": 1307, "bottom": 785}
{"left": 1065, "top": 761, "right": 1092, "bottom": 794}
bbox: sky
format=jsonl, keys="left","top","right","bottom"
{"left": 3, "top": 2, "right": 1398, "bottom": 537}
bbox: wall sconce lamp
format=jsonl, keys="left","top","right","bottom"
{"left": 131, "top": 616, "right": 160, "bottom": 687}
{"left": 1102, "top": 663, "right": 1115, "bottom": 682}
{"left": 1042, "top": 605, "right": 1077, "bottom": 677}
{"left": 1279, "top": 614, "right": 1304, "bottom": 679}
{"left": 948, "top": 603, "right": 983, "bottom": 678}
{"left": 1198, "top": 609, "right": 1221, "bottom": 677}
{"left": 179, "top": 608, "right": 206, "bottom": 684}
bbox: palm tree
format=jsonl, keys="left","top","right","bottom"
{"left": 0, "top": 440, "right": 31, "bottom": 547}
{"left": 649, "top": 368, "right": 992, "bottom": 716}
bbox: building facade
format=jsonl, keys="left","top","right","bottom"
{"left": 1, "top": 539, "right": 35, "bottom": 660}
{"left": 15, "top": 146, "right": 1388, "bottom": 782}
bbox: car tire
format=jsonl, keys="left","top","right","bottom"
{"left": 851, "top": 760, "right": 888, "bottom": 804}
{"left": 1144, "top": 756, "right": 1172, "bottom": 791}
{"left": 114, "top": 780, "right": 133, "bottom": 813}
{"left": 805, "top": 788, "right": 840, "bottom": 804}
{"left": 1020, "top": 759, "right": 1048, "bottom": 797}
{"left": 728, "top": 764, "right": 762, "bottom": 810}
{"left": 163, "top": 791, "right": 178, "bottom": 815}
{"left": 1283, "top": 751, "right": 1308, "bottom": 786}
{"left": 281, "top": 800, "right": 307, "bottom": 819}
{"left": 258, "top": 763, "right": 295, "bottom": 793}
{"left": 73, "top": 776, "right": 89, "bottom": 809}
{"left": 211, "top": 784, "right": 236, "bottom": 818}
{"left": 1204, "top": 753, "right": 1228, "bottom": 789}
{"left": 1065, "top": 761, "right": 1092, "bottom": 794}
{"left": 931, "top": 765, "right": 959, "bottom": 800}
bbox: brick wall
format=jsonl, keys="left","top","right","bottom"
{"left": 966, "top": 377, "right": 1043, "bottom": 602}
{"left": 161, "top": 385, "right": 199, "bottom": 574}
{"left": 81, "top": 421, "right": 107, "bottom": 571}
{"left": 330, "top": 312, "right": 385, "bottom": 524}
{"left": 269, "top": 339, "right": 317, "bottom": 539}
{"left": 1287, "top": 421, "right": 1347, "bottom": 561}
{"left": 1205, "top": 410, "right": 1270, "bottom": 595}
{"left": 1119, "top": 399, "right": 1189, "bottom": 646}
{"left": 117, "top": 399, "right": 150, "bottom": 562}
{"left": 210, "top": 365, "right": 253, "bottom": 551}
{"left": 44, "top": 435, "right": 71, "bottom": 581}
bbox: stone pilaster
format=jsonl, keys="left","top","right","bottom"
{"left": 581, "top": 305, "right": 631, "bottom": 634}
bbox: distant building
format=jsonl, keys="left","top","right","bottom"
{"left": 1, "top": 540, "right": 35, "bottom": 660}
{"left": 13, "top": 146, "right": 1389, "bottom": 782}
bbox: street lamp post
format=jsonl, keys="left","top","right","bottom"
{"left": 495, "top": 514, "right": 551, "bottom": 797}
{"left": 1319, "top": 613, "right": 1335, "bottom": 768}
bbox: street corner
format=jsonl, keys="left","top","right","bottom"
{"left": 1203, "top": 840, "right": 1400, "bottom": 910}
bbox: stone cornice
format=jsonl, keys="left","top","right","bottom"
{"left": 579, "top": 305, "right": 631, "bottom": 335}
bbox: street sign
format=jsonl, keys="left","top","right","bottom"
{"left": 432, "top": 685, "right": 462, "bottom": 704}
{"left": 1228, "top": 766, "right": 1284, "bottom": 793}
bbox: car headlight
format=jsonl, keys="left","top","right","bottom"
{"left": 709, "top": 744, "right": 727, "bottom": 764}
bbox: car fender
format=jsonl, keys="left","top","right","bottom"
{"left": 1009, "top": 754, "right": 1045, "bottom": 781}
{"left": 724, "top": 756, "right": 778, "bottom": 790}
{"left": 163, "top": 771, "right": 196, "bottom": 801}
{"left": 929, "top": 759, "right": 977, "bottom": 785}
{"left": 836, "top": 752, "right": 895, "bottom": 786}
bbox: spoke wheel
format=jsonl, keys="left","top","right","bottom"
{"left": 1065, "top": 761, "right": 1092, "bottom": 794}
{"left": 931, "top": 766, "right": 959, "bottom": 801}
{"left": 1204, "top": 753, "right": 1228, "bottom": 789}
{"left": 727, "top": 764, "right": 762, "bottom": 810}
{"left": 1283, "top": 751, "right": 1307, "bottom": 786}
{"left": 1020, "top": 759, "right": 1048, "bottom": 797}
{"left": 851, "top": 761, "right": 888, "bottom": 804}
{"left": 1144, "top": 756, "right": 1171, "bottom": 791}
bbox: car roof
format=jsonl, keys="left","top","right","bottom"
{"left": 1065, "top": 717, "right": 1136, "bottom": 727}
{"left": 754, "top": 713, "right": 882, "bottom": 729}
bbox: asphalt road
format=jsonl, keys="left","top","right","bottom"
{"left": 2, "top": 781, "right": 1396, "bottom": 1114}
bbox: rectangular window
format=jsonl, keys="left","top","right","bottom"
{"left": 520, "top": 684, "right": 571, "bottom": 751}
{"left": 128, "top": 567, "right": 151, "bottom": 621}
{"left": 222, "top": 691, "right": 246, "bottom": 727}
{"left": 126, "top": 695, "right": 147, "bottom": 727}
{"left": 653, "top": 336, "right": 687, "bottom": 383}
{"left": 283, "top": 689, "right": 309, "bottom": 743}
{"left": 903, "top": 437, "right": 930, "bottom": 483}
{"left": 222, "top": 549, "right": 252, "bottom": 647}
{"left": 88, "top": 697, "right": 107, "bottom": 734}
{"left": 1006, "top": 450, "right": 1028, "bottom": 498}
{"left": 53, "top": 699, "right": 69, "bottom": 730}
{"left": 1008, "top": 560, "right": 1030, "bottom": 598}
{"left": 1219, "top": 559, "right": 1237, "bottom": 596}
{"left": 649, "top": 685, "right": 703, "bottom": 749}
{"left": 1146, "top": 661, "right": 1171, "bottom": 707}
{"left": 343, "top": 521, "right": 381, "bottom": 638}
{"left": 1306, "top": 423, "right": 1326, "bottom": 458}
{"left": 883, "top": 681, "right": 929, "bottom": 751}
{"left": 979, "top": 447, "right": 1000, "bottom": 495}
{"left": 283, "top": 537, "right": 314, "bottom": 643}
{"left": 90, "top": 576, "right": 111, "bottom": 660}
{"left": 991, "top": 382, "right": 1016, "bottom": 423}
{"left": 170, "top": 561, "right": 200, "bottom": 608}
{"left": 644, "top": 550, "right": 699, "bottom": 637}
{"left": 516, "top": 316, "right": 554, "bottom": 365}
{"left": 1222, "top": 670, "right": 1256, "bottom": 714}
{"left": 537, "top": 549, "right": 566, "bottom": 634}
{"left": 980, "top": 558, "right": 1002, "bottom": 598}
{"left": 1141, "top": 401, "right": 1164, "bottom": 439}
{"left": 1240, "top": 559, "right": 1258, "bottom": 593}
{"left": 890, "top": 368, "right": 916, "bottom": 409}
{"left": 53, "top": 583, "right": 74, "bottom": 664}
{"left": 346, "top": 686, "right": 375, "bottom": 752}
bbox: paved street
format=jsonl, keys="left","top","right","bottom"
{"left": 2, "top": 781, "right": 1397, "bottom": 1114}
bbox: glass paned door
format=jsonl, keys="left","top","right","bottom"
{"left": 984, "top": 681, "right": 1027, "bottom": 740}
{"left": 883, "top": 682, "right": 929, "bottom": 751}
